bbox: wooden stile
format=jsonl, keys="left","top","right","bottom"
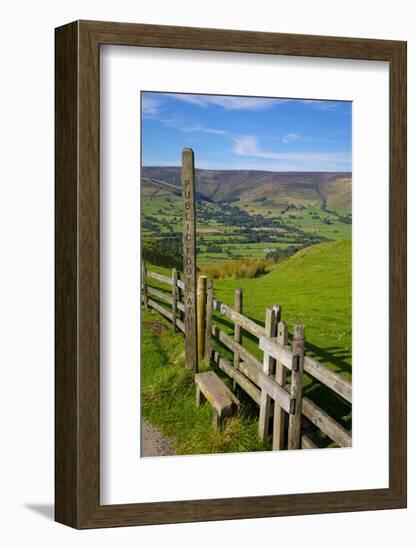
{"left": 211, "top": 351, "right": 262, "bottom": 406}
{"left": 302, "top": 397, "right": 352, "bottom": 447}
{"left": 182, "top": 148, "right": 198, "bottom": 373}
{"left": 303, "top": 355, "right": 352, "bottom": 403}
{"left": 301, "top": 434, "right": 317, "bottom": 449}
{"left": 177, "top": 272, "right": 183, "bottom": 320}
{"left": 172, "top": 268, "right": 178, "bottom": 332}
{"left": 142, "top": 252, "right": 352, "bottom": 451}
{"left": 233, "top": 288, "right": 243, "bottom": 392}
{"left": 273, "top": 317, "right": 287, "bottom": 451}
{"left": 147, "top": 286, "right": 173, "bottom": 304}
{"left": 147, "top": 270, "right": 172, "bottom": 286}
{"left": 212, "top": 325, "right": 262, "bottom": 371}
{"left": 259, "top": 335, "right": 295, "bottom": 370}
{"left": 288, "top": 324, "right": 305, "bottom": 449}
{"left": 147, "top": 298, "right": 172, "bottom": 321}
{"left": 258, "top": 308, "right": 278, "bottom": 442}
{"left": 233, "top": 288, "right": 243, "bottom": 370}
{"left": 204, "top": 279, "right": 213, "bottom": 362}
{"left": 212, "top": 298, "right": 265, "bottom": 338}
{"left": 197, "top": 275, "right": 207, "bottom": 362}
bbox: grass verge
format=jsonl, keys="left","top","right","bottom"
{"left": 141, "top": 307, "right": 269, "bottom": 455}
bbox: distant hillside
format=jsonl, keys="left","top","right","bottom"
{"left": 142, "top": 167, "right": 352, "bottom": 212}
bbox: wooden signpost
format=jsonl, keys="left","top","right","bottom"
{"left": 182, "top": 148, "right": 198, "bottom": 373}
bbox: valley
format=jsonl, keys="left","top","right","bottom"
{"left": 141, "top": 167, "right": 352, "bottom": 267}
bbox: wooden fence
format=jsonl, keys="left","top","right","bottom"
{"left": 141, "top": 261, "right": 352, "bottom": 451}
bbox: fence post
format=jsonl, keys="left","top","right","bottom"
{"left": 172, "top": 268, "right": 178, "bottom": 332}
{"left": 273, "top": 319, "right": 288, "bottom": 451}
{"left": 258, "top": 307, "right": 278, "bottom": 443}
{"left": 288, "top": 324, "right": 305, "bottom": 450}
{"left": 182, "top": 148, "right": 198, "bottom": 373}
{"left": 177, "top": 272, "right": 183, "bottom": 320}
{"left": 233, "top": 288, "right": 243, "bottom": 391}
{"left": 204, "top": 278, "right": 213, "bottom": 362}
{"left": 141, "top": 259, "right": 148, "bottom": 309}
{"left": 197, "top": 275, "right": 207, "bottom": 362}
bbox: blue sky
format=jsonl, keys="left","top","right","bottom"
{"left": 141, "top": 92, "right": 352, "bottom": 172}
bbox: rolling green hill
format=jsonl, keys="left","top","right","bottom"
{"left": 146, "top": 240, "right": 351, "bottom": 378}
{"left": 144, "top": 240, "right": 352, "bottom": 439}
{"left": 211, "top": 240, "right": 351, "bottom": 377}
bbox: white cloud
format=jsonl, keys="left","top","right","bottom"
{"left": 142, "top": 96, "right": 160, "bottom": 115}
{"left": 282, "top": 132, "right": 301, "bottom": 143}
{"left": 301, "top": 100, "right": 340, "bottom": 111}
{"left": 233, "top": 135, "right": 351, "bottom": 170}
{"left": 160, "top": 117, "right": 227, "bottom": 135}
{"left": 165, "top": 93, "right": 286, "bottom": 110}
{"left": 203, "top": 127, "right": 228, "bottom": 135}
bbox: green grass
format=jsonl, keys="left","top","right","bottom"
{"left": 141, "top": 308, "right": 269, "bottom": 455}
{"left": 198, "top": 242, "right": 294, "bottom": 263}
{"left": 279, "top": 202, "right": 352, "bottom": 240}
{"left": 213, "top": 240, "right": 351, "bottom": 373}
{"left": 213, "top": 240, "right": 352, "bottom": 439}
{"left": 142, "top": 191, "right": 352, "bottom": 268}
{"left": 142, "top": 240, "right": 352, "bottom": 444}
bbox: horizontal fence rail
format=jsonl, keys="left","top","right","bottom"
{"left": 142, "top": 260, "right": 352, "bottom": 451}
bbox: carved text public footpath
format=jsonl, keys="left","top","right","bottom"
{"left": 181, "top": 148, "right": 198, "bottom": 373}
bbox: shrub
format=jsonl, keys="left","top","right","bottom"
{"left": 201, "top": 258, "right": 269, "bottom": 280}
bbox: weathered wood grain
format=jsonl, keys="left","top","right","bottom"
{"left": 233, "top": 288, "right": 243, "bottom": 372}
{"left": 204, "top": 279, "right": 213, "bottom": 362}
{"left": 211, "top": 351, "right": 261, "bottom": 405}
{"left": 176, "top": 272, "right": 184, "bottom": 321}
{"left": 212, "top": 298, "right": 265, "bottom": 338}
{"left": 182, "top": 148, "right": 198, "bottom": 373}
{"left": 147, "top": 286, "right": 173, "bottom": 305}
{"left": 301, "top": 435, "right": 317, "bottom": 449}
{"left": 304, "top": 356, "right": 352, "bottom": 403}
{"left": 147, "top": 270, "right": 172, "bottom": 285}
{"left": 176, "top": 318, "right": 185, "bottom": 334}
{"left": 195, "top": 371, "right": 236, "bottom": 417}
{"left": 237, "top": 357, "right": 292, "bottom": 414}
{"left": 171, "top": 268, "right": 178, "bottom": 332}
{"left": 147, "top": 299, "right": 173, "bottom": 321}
{"left": 273, "top": 319, "right": 287, "bottom": 451}
{"left": 302, "top": 398, "right": 352, "bottom": 448}
{"left": 259, "top": 334, "right": 295, "bottom": 371}
{"left": 259, "top": 308, "right": 278, "bottom": 442}
{"left": 197, "top": 275, "right": 207, "bottom": 361}
{"left": 211, "top": 325, "right": 262, "bottom": 371}
{"left": 288, "top": 325, "right": 305, "bottom": 450}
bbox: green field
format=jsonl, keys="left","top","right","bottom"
{"left": 145, "top": 240, "right": 351, "bottom": 375}
{"left": 141, "top": 169, "right": 352, "bottom": 451}
{"left": 212, "top": 240, "right": 351, "bottom": 374}
{"left": 142, "top": 240, "right": 352, "bottom": 448}
{"left": 141, "top": 172, "right": 351, "bottom": 266}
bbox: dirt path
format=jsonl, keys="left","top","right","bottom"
{"left": 141, "top": 419, "right": 175, "bottom": 457}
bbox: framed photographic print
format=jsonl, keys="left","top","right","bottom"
{"left": 55, "top": 20, "right": 407, "bottom": 528}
